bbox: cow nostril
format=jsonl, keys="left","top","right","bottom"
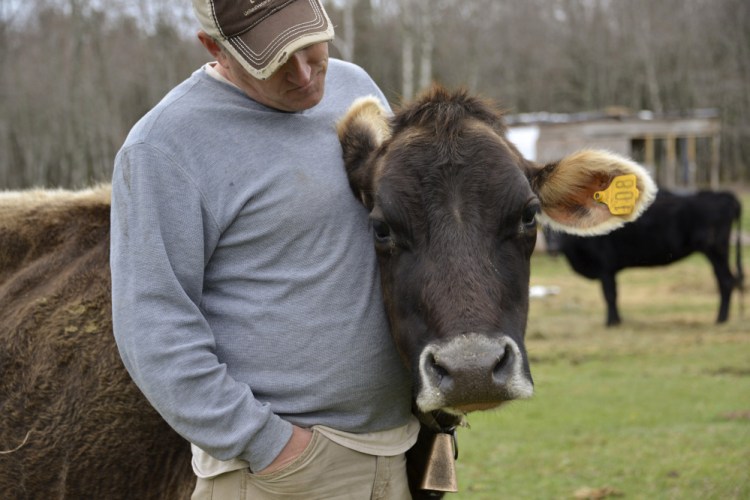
{"left": 434, "top": 363, "right": 450, "bottom": 383}
{"left": 492, "top": 344, "right": 514, "bottom": 380}
{"left": 429, "top": 354, "right": 452, "bottom": 389}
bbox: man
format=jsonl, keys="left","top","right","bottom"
{"left": 110, "top": 1, "right": 417, "bottom": 498}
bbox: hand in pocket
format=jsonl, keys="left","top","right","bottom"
{"left": 256, "top": 425, "right": 313, "bottom": 475}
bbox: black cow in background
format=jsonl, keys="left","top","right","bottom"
{"left": 546, "top": 190, "right": 744, "bottom": 326}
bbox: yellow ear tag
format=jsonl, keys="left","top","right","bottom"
{"left": 593, "top": 174, "right": 640, "bottom": 215}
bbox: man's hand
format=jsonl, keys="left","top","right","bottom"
{"left": 256, "top": 425, "right": 313, "bottom": 475}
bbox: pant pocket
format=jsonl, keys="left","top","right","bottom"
{"left": 248, "top": 429, "right": 321, "bottom": 482}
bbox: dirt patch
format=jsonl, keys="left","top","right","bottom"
{"left": 719, "top": 410, "right": 750, "bottom": 421}
{"left": 708, "top": 366, "right": 750, "bottom": 377}
{"left": 574, "top": 486, "right": 624, "bottom": 499}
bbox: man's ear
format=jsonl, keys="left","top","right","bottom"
{"left": 529, "top": 149, "right": 657, "bottom": 235}
{"left": 197, "top": 31, "right": 221, "bottom": 57}
{"left": 336, "top": 96, "right": 392, "bottom": 210}
{"left": 197, "top": 30, "right": 235, "bottom": 71}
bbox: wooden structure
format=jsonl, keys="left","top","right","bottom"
{"left": 507, "top": 109, "right": 722, "bottom": 189}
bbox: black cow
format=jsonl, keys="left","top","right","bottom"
{"left": 547, "top": 189, "right": 744, "bottom": 326}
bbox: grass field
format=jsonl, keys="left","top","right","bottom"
{"left": 740, "top": 191, "right": 750, "bottom": 236}
{"left": 451, "top": 213, "right": 750, "bottom": 499}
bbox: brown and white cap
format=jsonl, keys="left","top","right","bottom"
{"left": 193, "top": 0, "right": 334, "bottom": 80}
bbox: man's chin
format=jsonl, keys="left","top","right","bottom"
{"left": 288, "top": 85, "right": 325, "bottom": 111}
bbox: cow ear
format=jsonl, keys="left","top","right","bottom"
{"left": 529, "top": 149, "right": 657, "bottom": 235}
{"left": 337, "top": 96, "right": 392, "bottom": 210}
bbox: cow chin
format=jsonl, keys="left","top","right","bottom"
{"left": 454, "top": 402, "right": 505, "bottom": 413}
{"left": 414, "top": 333, "right": 534, "bottom": 414}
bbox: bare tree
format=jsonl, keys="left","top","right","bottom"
{"left": 1, "top": 0, "right": 748, "bottom": 188}
{"left": 381, "top": 0, "right": 437, "bottom": 100}
{"left": 330, "top": 0, "right": 358, "bottom": 62}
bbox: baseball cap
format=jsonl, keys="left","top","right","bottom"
{"left": 193, "top": 0, "right": 335, "bottom": 80}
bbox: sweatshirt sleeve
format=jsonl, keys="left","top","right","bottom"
{"left": 110, "top": 143, "right": 292, "bottom": 472}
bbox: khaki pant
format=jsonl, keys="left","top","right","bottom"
{"left": 191, "top": 430, "right": 412, "bottom": 500}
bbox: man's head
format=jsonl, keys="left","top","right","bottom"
{"left": 193, "top": 0, "right": 334, "bottom": 111}
{"left": 193, "top": 0, "right": 333, "bottom": 80}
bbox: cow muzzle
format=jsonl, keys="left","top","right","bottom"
{"left": 415, "top": 333, "right": 534, "bottom": 414}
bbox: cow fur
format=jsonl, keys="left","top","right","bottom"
{"left": 0, "top": 186, "right": 194, "bottom": 499}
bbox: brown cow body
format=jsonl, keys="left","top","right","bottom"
{"left": 0, "top": 188, "right": 194, "bottom": 499}
{"left": 1, "top": 87, "right": 655, "bottom": 498}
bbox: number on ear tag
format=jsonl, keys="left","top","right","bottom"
{"left": 594, "top": 174, "right": 640, "bottom": 215}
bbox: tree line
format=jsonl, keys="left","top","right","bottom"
{"left": 1, "top": 0, "right": 748, "bottom": 189}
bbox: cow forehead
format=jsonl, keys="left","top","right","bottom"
{"left": 375, "top": 121, "right": 534, "bottom": 213}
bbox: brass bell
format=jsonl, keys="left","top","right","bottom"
{"left": 420, "top": 432, "right": 458, "bottom": 492}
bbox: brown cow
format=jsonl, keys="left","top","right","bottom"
{"left": 0, "top": 87, "right": 655, "bottom": 498}
{"left": 336, "top": 86, "right": 656, "bottom": 495}
{"left": 0, "top": 188, "right": 194, "bottom": 499}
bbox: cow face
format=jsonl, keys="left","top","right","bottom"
{"left": 338, "top": 86, "right": 656, "bottom": 417}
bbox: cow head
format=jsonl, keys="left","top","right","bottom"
{"left": 337, "top": 86, "right": 656, "bottom": 419}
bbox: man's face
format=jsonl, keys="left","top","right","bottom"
{"left": 225, "top": 42, "right": 329, "bottom": 112}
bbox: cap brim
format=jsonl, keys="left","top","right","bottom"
{"left": 222, "top": 0, "right": 334, "bottom": 80}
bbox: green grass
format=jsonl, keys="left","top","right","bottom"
{"left": 740, "top": 191, "right": 750, "bottom": 237}
{"left": 450, "top": 246, "right": 750, "bottom": 499}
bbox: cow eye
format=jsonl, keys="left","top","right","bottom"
{"left": 521, "top": 203, "right": 540, "bottom": 230}
{"left": 371, "top": 218, "right": 392, "bottom": 243}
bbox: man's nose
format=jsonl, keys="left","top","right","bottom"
{"left": 286, "top": 51, "right": 312, "bottom": 85}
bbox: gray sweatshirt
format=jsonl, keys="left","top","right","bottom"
{"left": 110, "top": 59, "right": 413, "bottom": 472}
